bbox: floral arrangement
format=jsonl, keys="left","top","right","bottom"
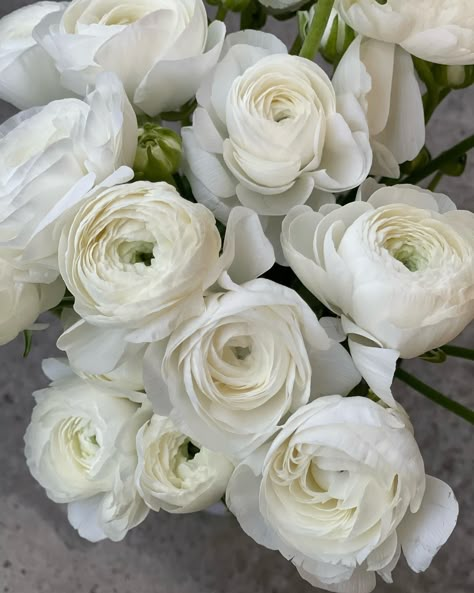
{"left": 0, "top": 1, "right": 473, "bottom": 591}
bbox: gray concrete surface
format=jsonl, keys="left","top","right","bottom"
{"left": 0, "top": 2, "right": 473, "bottom": 592}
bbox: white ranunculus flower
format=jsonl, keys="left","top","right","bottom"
{"left": 282, "top": 183, "right": 474, "bottom": 403}
{"left": 336, "top": 0, "right": 474, "bottom": 65}
{"left": 0, "top": 254, "right": 64, "bottom": 346}
{"left": 145, "top": 275, "right": 360, "bottom": 460}
{"left": 24, "top": 361, "right": 150, "bottom": 542}
{"left": 0, "top": 72, "right": 137, "bottom": 284}
{"left": 136, "top": 414, "right": 233, "bottom": 513}
{"left": 0, "top": 1, "right": 69, "bottom": 109}
{"left": 182, "top": 30, "right": 372, "bottom": 262}
{"left": 56, "top": 183, "right": 275, "bottom": 372}
{"left": 227, "top": 396, "right": 459, "bottom": 593}
{"left": 333, "top": 36, "right": 425, "bottom": 178}
{"left": 34, "top": 0, "right": 226, "bottom": 115}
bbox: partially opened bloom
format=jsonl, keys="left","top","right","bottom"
{"left": 227, "top": 396, "right": 459, "bottom": 593}
{"left": 145, "top": 276, "right": 360, "bottom": 460}
{"left": 0, "top": 1, "right": 69, "bottom": 109}
{"left": 282, "top": 184, "right": 474, "bottom": 403}
{"left": 336, "top": 0, "right": 474, "bottom": 65}
{"left": 0, "top": 72, "right": 137, "bottom": 283}
{"left": 35, "top": 0, "right": 226, "bottom": 115}
{"left": 333, "top": 36, "right": 425, "bottom": 178}
{"left": 24, "top": 361, "right": 151, "bottom": 542}
{"left": 183, "top": 30, "right": 372, "bottom": 261}
{"left": 136, "top": 414, "right": 233, "bottom": 513}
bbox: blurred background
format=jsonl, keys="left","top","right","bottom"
{"left": 0, "top": 2, "right": 472, "bottom": 592}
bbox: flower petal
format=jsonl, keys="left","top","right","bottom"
{"left": 399, "top": 475, "right": 459, "bottom": 573}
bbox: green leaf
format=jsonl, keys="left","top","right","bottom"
{"left": 23, "top": 330, "right": 33, "bottom": 358}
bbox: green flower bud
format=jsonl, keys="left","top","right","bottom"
{"left": 439, "top": 153, "right": 467, "bottom": 177}
{"left": 400, "top": 146, "right": 431, "bottom": 175}
{"left": 222, "top": 0, "right": 251, "bottom": 11}
{"left": 432, "top": 64, "right": 474, "bottom": 90}
{"left": 134, "top": 123, "right": 182, "bottom": 184}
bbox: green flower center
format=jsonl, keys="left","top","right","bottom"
{"left": 118, "top": 240, "right": 155, "bottom": 267}
{"left": 389, "top": 242, "right": 428, "bottom": 272}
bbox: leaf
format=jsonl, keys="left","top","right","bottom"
{"left": 23, "top": 330, "right": 33, "bottom": 358}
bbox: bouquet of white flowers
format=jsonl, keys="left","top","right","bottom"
{"left": 1, "top": 1, "right": 473, "bottom": 591}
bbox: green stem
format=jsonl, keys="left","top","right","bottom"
{"left": 392, "top": 134, "right": 474, "bottom": 186}
{"left": 299, "top": 0, "right": 335, "bottom": 61}
{"left": 215, "top": 5, "right": 228, "bottom": 21}
{"left": 413, "top": 57, "right": 451, "bottom": 123}
{"left": 424, "top": 87, "right": 451, "bottom": 123}
{"left": 427, "top": 170, "right": 444, "bottom": 191}
{"left": 441, "top": 345, "right": 474, "bottom": 361}
{"left": 395, "top": 368, "right": 474, "bottom": 424}
{"left": 289, "top": 34, "right": 303, "bottom": 56}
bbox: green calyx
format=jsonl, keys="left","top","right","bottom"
{"left": 134, "top": 123, "right": 182, "bottom": 184}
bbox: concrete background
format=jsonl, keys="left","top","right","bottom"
{"left": 0, "top": 2, "right": 473, "bottom": 592}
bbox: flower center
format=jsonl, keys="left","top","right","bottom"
{"left": 224, "top": 336, "right": 253, "bottom": 365}
{"left": 60, "top": 417, "right": 100, "bottom": 471}
{"left": 388, "top": 242, "right": 427, "bottom": 272}
{"left": 179, "top": 439, "right": 201, "bottom": 462}
{"left": 117, "top": 240, "right": 155, "bottom": 266}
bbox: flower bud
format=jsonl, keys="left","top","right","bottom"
{"left": 400, "top": 146, "right": 431, "bottom": 175}
{"left": 433, "top": 64, "right": 474, "bottom": 89}
{"left": 134, "top": 123, "right": 182, "bottom": 183}
{"left": 440, "top": 153, "right": 467, "bottom": 177}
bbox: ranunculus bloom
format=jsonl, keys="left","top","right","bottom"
{"left": 145, "top": 275, "right": 360, "bottom": 460}
{"left": 0, "top": 254, "right": 64, "bottom": 346}
{"left": 337, "top": 0, "right": 474, "bottom": 65}
{"left": 0, "top": 72, "right": 137, "bottom": 284}
{"left": 0, "top": 1, "right": 69, "bottom": 109}
{"left": 56, "top": 182, "right": 275, "bottom": 373}
{"left": 135, "top": 415, "right": 233, "bottom": 513}
{"left": 227, "top": 396, "right": 459, "bottom": 593}
{"left": 24, "top": 361, "right": 151, "bottom": 542}
{"left": 333, "top": 36, "right": 425, "bottom": 178}
{"left": 35, "top": 0, "right": 226, "bottom": 115}
{"left": 282, "top": 183, "right": 474, "bottom": 403}
{"left": 59, "top": 181, "right": 222, "bottom": 340}
{"left": 182, "top": 30, "right": 372, "bottom": 261}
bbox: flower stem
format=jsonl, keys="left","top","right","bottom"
{"left": 215, "top": 5, "right": 228, "bottom": 21}
{"left": 299, "top": 0, "right": 335, "bottom": 61}
{"left": 395, "top": 368, "right": 474, "bottom": 425}
{"left": 427, "top": 170, "right": 444, "bottom": 191}
{"left": 289, "top": 34, "right": 303, "bottom": 55}
{"left": 390, "top": 134, "right": 474, "bottom": 186}
{"left": 441, "top": 345, "right": 474, "bottom": 361}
